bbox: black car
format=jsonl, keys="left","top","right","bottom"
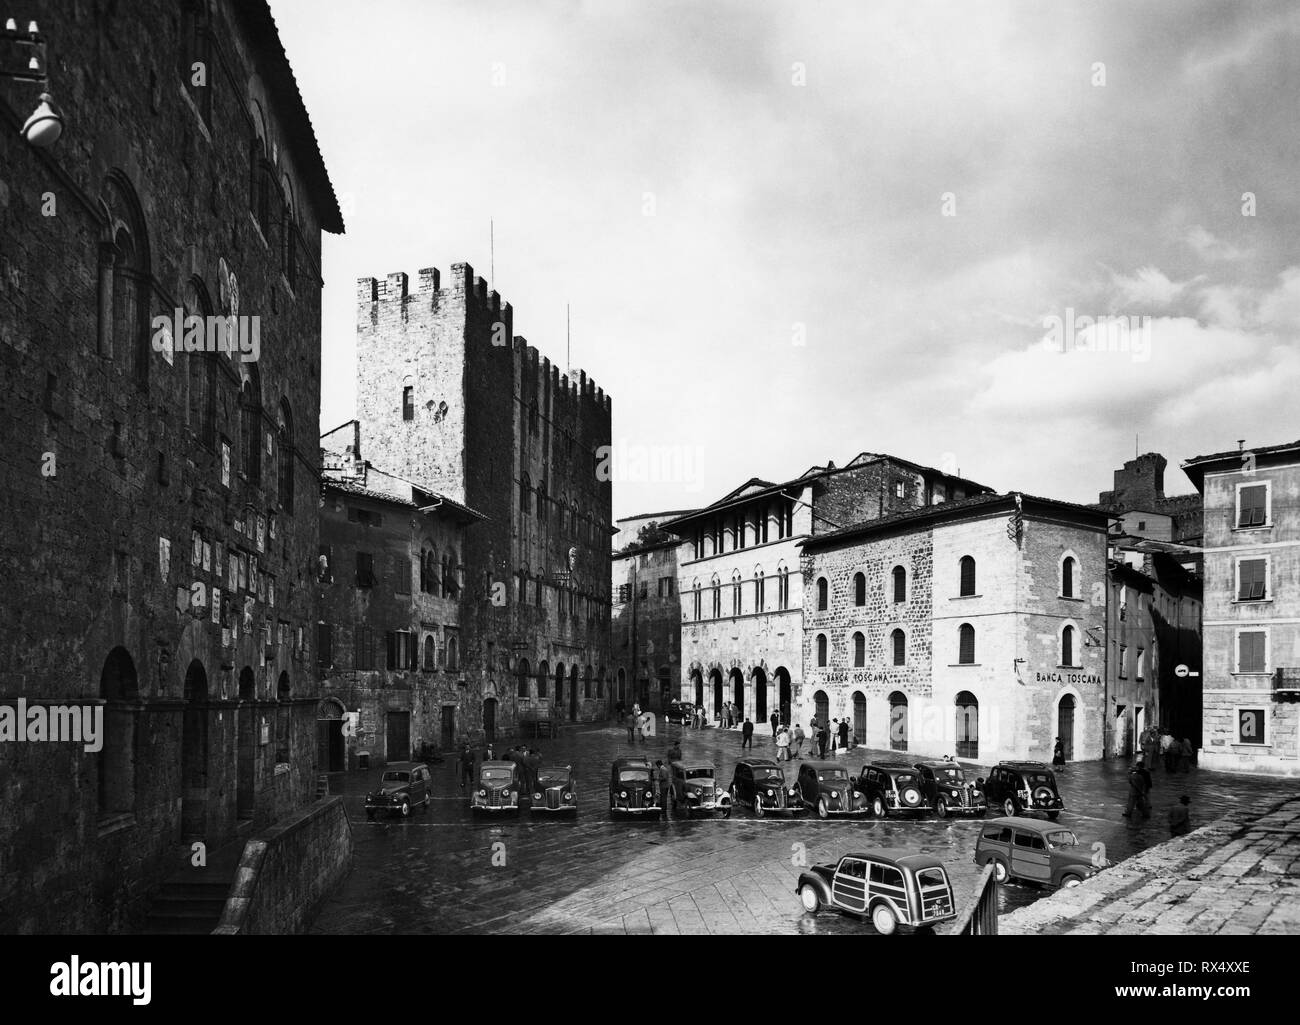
{"left": 609, "top": 757, "right": 662, "bottom": 817}
{"left": 364, "top": 762, "right": 432, "bottom": 819}
{"left": 981, "top": 761, "right": 1065, "bottom": 820}
{"left": 532, "top": 764, "right": 577, "bottom": 814}
{"left": 663, "top": 700, "right": 695, "bottom": 725}
{"left": 914, "top": 761, "right": 988, "bottom": 818}
{"left": 794, "top": 761, "right": 870, "bottom": 818}
{"left": 728, "top": 757, "right": 802, "bottom": 817}
{"left": 855, "top": 762, "right": 930, "bottom": 818}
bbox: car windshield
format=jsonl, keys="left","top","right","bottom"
{"left": 538, "top": 770, "right": 569, "bottom": 785}
{"left": 1025, "top": 772, "right": 1055, "bottom": 787}
{"left": 684, "top": 768, "right": 713, "bottom": 780}
{"left": 818, "top": 769, "right": 848, "bottom": 781}
{"left": 936, "top": 767, "right": 965, "bottom": 784}
{"left": 1045, "top": 830, "right": 1080, "bottom": 849}
{"left": 754, "top": 768, "right": 785, "bottom": 783}
{"left": 618, "top": 769, "right": 650, "bottom": 783}
{"left": 481, "top": 768, "right": 513, "bottom": 783}
{"left": 916, "top": 868, "right": 948, "bottom": 889}
{"left": 381, "top": 772, "right": 410, "bottom": 783}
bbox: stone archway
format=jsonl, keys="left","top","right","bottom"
{"left": 181, "top": 659, "right": 209, "bottom": 841}
{"left": 238, "top": 668, "right": 258, "bottom": 818}
{"left": 752, "top": 666, "right": 768, "bottom": 722}
{"left": 316, "top": 694, "right": 345, "bottom": 776}
{"left": 710, "top": 668, "right": 724, "bottom": 718}
{"left": 729, "top": 667, "right": 745, "bottom": 720}
{"left": 775, "top": 667, "right": 792, "bottom": 726}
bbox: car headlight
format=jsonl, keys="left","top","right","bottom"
{"left": 831, "top": 790, "right": 839, "bottom": 799}
{"left": 619, "top": 790, "right": 628, "bottom": 798}
{"left": 563, "top": 792, "right": 572, "bottom": 801}
{"left": 853, "top": 791, "right": 861, "bottom": 799}
{"left": 534, "top": 793, "right": 542, "bottom": 800}
{"left": 478, "top": 789, "right": 487, "bottom": 797}
{"left": 766, "top": 789, "right": 774, "bottom": 798}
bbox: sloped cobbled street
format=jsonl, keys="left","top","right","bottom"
{"left": 311, "top": 722, "right": 1291, "bottom": 935}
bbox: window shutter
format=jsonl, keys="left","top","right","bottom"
{"left": 385, "top": 630, "right": 397, "bottom": 670}
{"left": 959, "top": 624, "right": 975, "bottom": 664}
{"left": 408, "top": 634, "right": 419, "bottom": 672}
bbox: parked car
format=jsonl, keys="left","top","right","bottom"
{"left": 796, "top": 849, "right": 957, "bottom": 935}
{"left": 663, "top": 700, "right": 695, "bottom": 725}
{"left": 728, "top": 757, "right": 802, "bottom": 817}
{"left": 981, "top": 761, "right": 1065, "bottom": 819}
{"left": 609, "top": 757, "right": 662, "bottom": 817}
{"left": 531, "top": 764, "right": 577, "bottom": 814}
{"left": 669, "top": 760, "right": 731, "bottom": 818}
{"left": 365, "top": 762, "right": 432, "bottom": 820}
{"left": 914, "top": 760, "right": 988, "bottom": 818}
{"left": 974, "top": 816, "right": 1104, "bottom": 888}
{"left": 855, "top": 762, "right": 931, "bottom": 818}
{"left": 470, "top": 760, "right": 522, "bottom": 814}
{"left": 794, "top": 761, "right": 870, "bottom": 818}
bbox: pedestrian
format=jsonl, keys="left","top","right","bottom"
{"left": 1161, "top": 731, "right": 1177, "bottom": 773}
{"left": 666, "top": 739, "right": 682, "bottom": 763}
{"left": 817, "top": 722, "right": 829, "bottom": 759}
{"left": 770, "top": 710, "right": 780, "bottom": 736}
{"left": 775, "top": 726, "right": 790, "bottom": 761}
{"left": 1137, "top": 756, "right": 1153, "bottom": 816}
{"left": 1169, "top": 794, "right": 1192, "bottom": 837}
{"left": 1052, "top": 737, "right": 1065, "bottom": 767}
{"left": 741, "top": 717, "right": 754, "bottom": 750}
{"left": 1122, "top": 763, "right": 1149, "bottom": 819}
{"left": 527, "top": 749, "right": 543, "bottom": 795}
{"left": 837, "top": 717, "right": 850, "bottom": 753}
{"left": 1178, "top": 737, "right": 1194, "bottom": 773}
{"left": 626, "top": 711, "right": 637, "bottom": 744}
{"left": 1143, "top": 726, "right": 1160, "bottom": 769}
{"left": 830, "top": 718, "right": 840, "bottom": 754}
{"left": 459, "top": 743, "right": 475, "bottom": 789}
{"left": 792, "top": 723, "right": 805, "bottom": 759}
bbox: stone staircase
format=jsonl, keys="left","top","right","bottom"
{"left": 141, "top": 834, "right": 250, "bottom": 935}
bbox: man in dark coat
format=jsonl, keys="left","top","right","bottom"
{"left": 1123, "top": 764, "right": 1149, "bottom": 818}
{"left": 1169, "top": 794, "right": 1191, "bottom": 836}
{"left": 817, "top": 721, "right": 829, "bottom": 759}
{"left": 770, "top": 711, "right": 780, "bottom": 736}
{"left": 459, "top": 743, "right": 476, "bottom": 789}
{"left": 837, "top": 718, "right": 850, "bottom": 752}
{"left": 741, "top": 717, "right": 754, "bottom": 750}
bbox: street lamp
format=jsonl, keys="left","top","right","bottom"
{"left": 2, "top": 18, "right": 64, "bottom": 148}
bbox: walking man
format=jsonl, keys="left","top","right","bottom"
{"left": 1123, "top": 763, "right": 1149, "bottom": 819}
{"left": 817, "top": 721, "right": 829, "bottom": 759}
{"left": 830, "top": 718, "right": 840, "bottom": 754}
{"left": 741, "top": 717, "right": 754, "bottom": 750}
{"left": 792, "top": 723, "right": 805, "bottom": 759}
{"left": 775, "top": 726, "right": 790, "bottom": 761}
{"left": 1161, "top": 730, "right": 1177, "bottom": 772}
{"left": 1178, "top": 737, "right": 1194, "bottom": 773}
{"left": 1169, "top": 794, "right": 1192, "bottom": 837}
{"left": 626, "top": 710, "right": 637, "bottom": 744}
{"left": 837, "top": 717, "right": 850, "bottom": 753}
{"left": 459, "top": 743, "right": 475, "bottom": 789}
{"left": 770, "top": 710, "right": 780, "bottom": 737}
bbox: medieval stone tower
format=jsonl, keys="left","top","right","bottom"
{"left": 356, "top": 264, "right": 613, "bottom": 732}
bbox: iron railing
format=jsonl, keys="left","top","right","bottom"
{"left": 952, "top": 863, "right": 999, "bottom": 935}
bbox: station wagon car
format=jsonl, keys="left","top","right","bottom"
{"left": 981, "top": 761, "right": 1065, "bottom": 819}
{"left": 728, "top": 757, "right": 802, "bottom": 817}
{"left": 796, "top": 850, "right": 957, "bottom": 935}
{"left": 531, "top": 764, "right": 577, "bottom": 814}
{"left": 974, "top": 816, "right": 1104, "bottom": 888}
{"left": 609, "top": 757, "right": 662, "bottom": 817}
{"left": 914, "top": 761, "right": 988, "bottom": 818}
{"left": 471, "top": 760, "right": 522, "bottom": 814}
{"left": 365, "top": 761, "right": 432, "bottom": 820}
{"left": 855, "top": 762, "right": 930, "bottom": 818}
{"left": 669, "top": 761, "right": 731, "bottom": 818}
{"left": 795, "top": 761, "right": 870, "bottom": 819}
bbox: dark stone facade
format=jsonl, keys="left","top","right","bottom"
{"left": 0, "top": 1, "right": 340, "bottom": 933}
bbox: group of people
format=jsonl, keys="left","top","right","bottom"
{"left": 458, "top": 741, "right": 545, "bottom": 793}
{"left": 1138, "top": 725, "right": 1195, "bottom": 773}
{"left": 1125, "top": 726, "right": 1196, "bottom": 837}
{"left": 619, "top": 703, "right": 658, "bottom": 744}
{"left": 769, "top": 715, "right": 852, "bottom": 761}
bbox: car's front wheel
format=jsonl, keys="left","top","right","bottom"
{"left": 991, "top": 858, "right": 1009, "bottom": 883}
{"left": 1060, "top": 873, "right": 1084, "bottom": 888}
{"left": 754, "top": 797, "right": 765, "bottom": 819}
{"left": 721, "top": 803, "right": 732, "bottom": 820}
{"left": 799, "top": 883, "right": 822, "bottom": 914}
{"left": 817, "top": 798, "right": 829, "bottom": 820}
{"left": 872, "top": 796, "right": 886, "bottom": 818}
{"left": 935, "top": 797, "right": 949, "bottom": 819}
{"left": 870, "top": 902, "right": 898, "bottom": 936}
{"left": 399, "top": 799, "right": 411, "bottom": 818}
{"left": 1002, "top": 797, "right": 1018, "bottom": 817}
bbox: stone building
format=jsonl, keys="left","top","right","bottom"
{"left": 0, "top": 1, "right": 341, "bottom": 932}
{"left": 1098, "top": 452, "right": 1203, "bottom": 544}
{"left": 661, "top": 454, "right": 992, "bottom": 729}
{"left": 611, "top": 511, "right": 694, "bottom": 712}
{"left": 318, "top": 422, "right": 484, "bottom": 766}
{"left": 1183, "top": 440, "right": 1300, "bottom": 775}
{"left": 800, "top": 494, "right": 1110, "bottom": 763}
{"left": 354, "top": 266, "right": 613, "bottom": 736}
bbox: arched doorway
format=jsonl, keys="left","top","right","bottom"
{"left": 814, "top": 689, "right": 829, "bottom": 729}
{"left": 691, "top": 669, "right": 704, "bottom": 709}
{"left": 956, "top": 691, "right": 979, "bottom": 759}
{"left": 315, "top": 694, "right": 344, "bottom": 777}
{"left": 536, "top": 659, "right": 548, "bottom": 700}
{"left": 889, "top": 691, "right": 908, "bottom": 752}
{"left": 569, "top": 665, "right": 579, "bottom": 721}
{"left": 1057, "top": 694, "right": 1076, "bottom": 761}
{"left": 483, "top": 698, "right": 497, "bottom": 744}
{"left": 753, "top": 667, "right": 768, "bottom": 722}
{"left": 239, "top": 669, "right": 258, "bottom": 818}
{"left": 99, "top": 647, "right": 139, "bottom": 816}
{"left": 852, "top": 691, "right": 866, "bottom": 746}
{"left": 776, "top": 667, "right": 792, "bottom": 725}
{"left": 730, "top": 667, "right": 745, "bottom": 719}
{"left": 555, "top": 663, "right": 565, "bottom": 709}
{"left": 181, "top": 659, "right": 209, "bottom": 841}
{"left": 710, "top": 669, "right": 724, "bottom": 717}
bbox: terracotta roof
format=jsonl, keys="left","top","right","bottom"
{"left": 322, "top": 477, "right": 485, "bottom": 523}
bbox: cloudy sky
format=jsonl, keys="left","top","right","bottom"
{"left": 273, "top": 0, "right": 1300, "bottom": 519}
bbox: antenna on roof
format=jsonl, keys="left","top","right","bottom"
{"left": 1237, "top": 439, "right": 1245, "bottom": 452}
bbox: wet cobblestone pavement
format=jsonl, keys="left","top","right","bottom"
{"left": 311, "top": 723, "right": 1293, "bottom": 935}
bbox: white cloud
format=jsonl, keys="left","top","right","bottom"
{"left": 1186, "top": 225, "right": 1245, "bottom": 262}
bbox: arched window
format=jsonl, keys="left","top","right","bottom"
{"left": 536, "top": 660, "right": 549, "bottom": 698}
{"left": 693, "top": 582, "right": 702, "bottom": 621}
{"left": 402, "top": 385, "right": 414, "bottom": 421}
{"left": 891, "top": 628, "right": 906, "bottom": 666}
{"left": 852, "top": 631, "right": 865, "bottom": 667}
{"left": 1061, "top": 556, "right": 1076, "bottom": 598}
{"left": 516, "top": 657, "right": 530, "bottom": 697}
{"left": 711, "top": 578, "right": 721, "bottom": 619}
{"left": 892, "top": 565, "right": 906, "bottom": 603}
{"left": 99, "top": 647, "right": 139, "bottom": 817}
{"left": 778, "top": 565, "right": 790, "bottom": 610}
{"left": 817, "top": 633, "right": 828, "bottom": 667}
{"left": 277, "top": 399, "right": 294, "bottom": 513}
{"left": 754, "top": 569, "right": 765, "bottom": 612}
{"left": 889, "top": 691, "right": 908, "bottom": 752}
{"left": 519, "top": 473, "right": 531, "bottom": 514}
{"left": 446, "top": 635, "right": 459, "bottom": 671}
{"left": 731, "top": 571, "right": 742, "bottom": 617}
{"left": 956, "top": 691, "right": 979, "bottom": 759}
{"left": 852, "top": 572, "right": 866, "bottom": 606}
{"left": 240, "top": 363, "right": 262, "bottom": 481}
{"left": 1061, "top": 625, "right": 1075, "bottom": 667}
{"left": 816, "top": 577, "right": 828, "bottom": 611}
{"left": 959, "top": 556, "right": 976, "bottom": 596}
{"left": 424, "top": 634, "right": 437, "bottom": 671}
{"left": 958, "top": 623, "right": 976, "bottom": 664}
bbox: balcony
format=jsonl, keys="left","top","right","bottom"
{"left": 1273, "top": 667, "right": 1300, "bottom": 702}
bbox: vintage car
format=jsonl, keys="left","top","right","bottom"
{"left": 974, "top": 817, "right": 1106, "bottom": 888}
{"left": 663, "top": 700, "right": 696, "bottom": 725}
{"left": 669, "top": 760, "right": 731, "bottom": 818}
{"left": 914, "top": 760, "right": 988, "bottom": 818}
{"left": 796, "top": 850, "right": 957, "bottom": 935}
{"left": 531, "top": 764, "right": 577, "bottom": 814}
{"left": 794, "top": 761, "right": 870, "bottom": 819}
{"left": 981, "top": 761, "right": 1065, "bottom": 819}
{"left": 609, "top": 757, "right": 662, "bottom": 817}
{"left": 728, "top": 757, "right": 802, "bottom": 817}
{"left": 855, "top": 762, "right": 931, "bottom": 818}
{"left": 470, "top": 759, "right": 523, "bottom": 814}
{"left": 365, "top": 761, "right": 432, "bottom": 820}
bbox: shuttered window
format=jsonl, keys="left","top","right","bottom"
{"left": 1238, "top": 559, "right": 1266, "bottom": 601}
{"left": 1238, "top": 631, "right": 1266, "bottom": 674}
{"left": 959, "top": 557, "right": 976, "bottom": 596}
{"left": 958, "top": 624, "right": 975, "bottom": 664}
{"left": 1238, "top": 485, "right": 1267, "bottom": 527}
